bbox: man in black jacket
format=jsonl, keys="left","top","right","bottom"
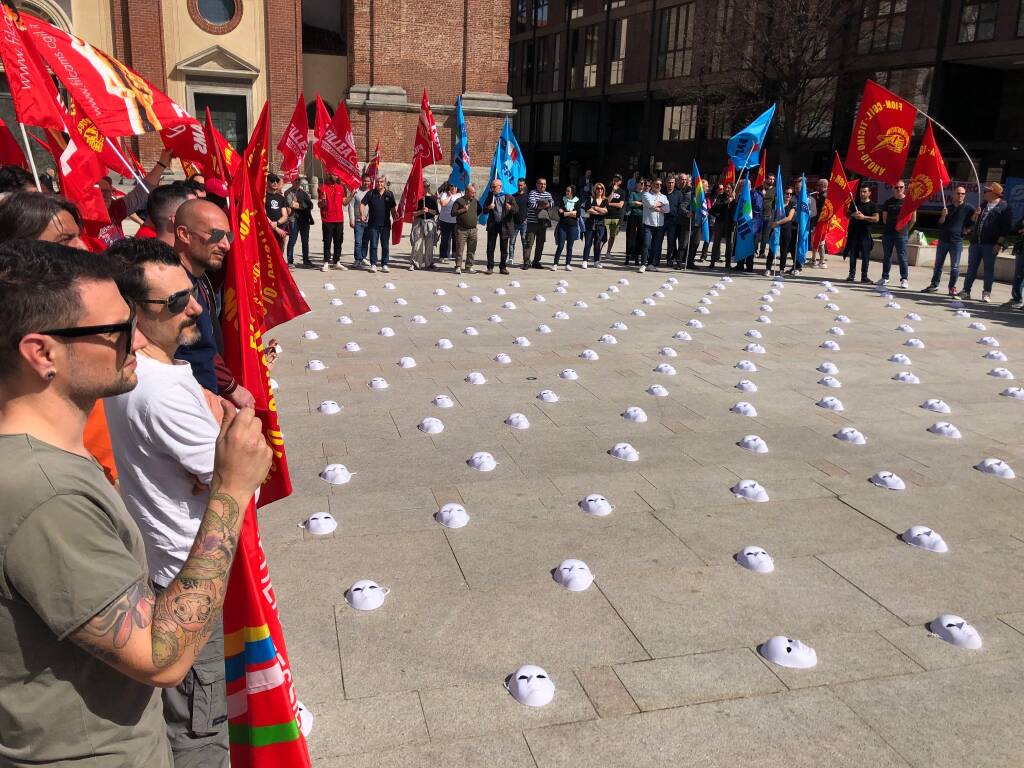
{"left": 483, "top": 179, "right": 519, "bottom": 275}
{"left": 960, "top": 182, "right": 1015, "bottom": 302}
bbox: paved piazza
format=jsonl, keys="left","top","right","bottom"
{"left": 261, "top": 238, "right": 1024, "bottom": 767}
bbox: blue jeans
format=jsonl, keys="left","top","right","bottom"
{"left": 1007, "top": 249, "right": 1024, "bottom": 303}
{"left": 929, "top": 240, "right": 962, "bottom": 290}
{"left": 881, "top": 232, "right": 908, "bottom": 281}
{"left": 508, "top": 221, "right": 528, "bottom": 263}
{"left": 366, "top": 224, "right": 390, "bottom": 266}
{"left": 353, "top": 221, "right": 367, "bottom": 263}
{"left": 963, "top": 242, "right": 998, "bottom": 295}
{"left": 643, "top": 224, "right": 665, "bottom": 267}
{"left": 582, "top": 222, "right": 606, "bottom": 264}
{"left": 553, "top": 223, "right": 578, "bottom": 265}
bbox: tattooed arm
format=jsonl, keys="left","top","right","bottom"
{"left": 70, "top": 408, "right": 272, "bottom": 687}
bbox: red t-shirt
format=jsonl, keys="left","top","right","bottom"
{"left": 319, "top": 183, "right": 346, "bottom": 224}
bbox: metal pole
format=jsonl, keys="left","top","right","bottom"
{"left": 917, "top": 111, "right": 982, "bottom": 210}
{"left": 105, "top": 137, "right": 149, "bottom": 192}
{"left": 19, "top": 123, "right": 42, "bottom": 190}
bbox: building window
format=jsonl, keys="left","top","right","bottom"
{"left": 514, "top": 0, "right": 530, "bottom": 33}
{"left": 604, "top": 0, "right": 625, "bottom": 8}
{"left": 609, "top": 18, "right": 628, "bottom": 85}
{"left": 302, "top": 0, "right": 345, "bottom": 55}
{"left": 705, "top": 104, "right": 732, "bottom": 139}
{"left": 657, "top": 3, "right": 695, "bottom": 79}
{"left": 534, "top": 0, "right": 549, "bottom": 27}
{"left": 187, "top": 0, "right": 242, "bottom": 33}
{"left": 1019, "top": 1, "right": 1024, "bottom": 36}
{"left": 873, "top": 68, "right": 932, "bottom": 130}
{"left": 508, "top": 44, "right": 519, "bottom": 97}
{"left": 582, "top": 26, "right": 599, "bottom": 87}
{"left": 569, "top": 0, "right": 584, "bottom": 19}
{"left": 537, "top": 102, "right": 563, "bottom": 142}
{"left": 522, "top": 42, "right": 535, "bottom": 95}
{"left": 662, "top": 104, "right": 696, "bottom": 141}
{"left": 857, "top": 0, "right": 906, "bottom": 53}
{"left": 958, "top": 1, "right": 997, "bottom": 42}
{"left": 552, "top": 33, "right": 562, "bottom": 91}
{"left": 516, "top": 104, "right": 532, "bottom": 143}
{"left": 708, "top": 0, "right": 735, "bottom": 73}
{"left": 569, "top": 28, "right": 580, "bottom": 88}
{"left": 536, "top": 37, "right": 550, "bottom": 93}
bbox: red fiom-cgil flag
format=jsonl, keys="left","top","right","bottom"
{"left": 897, "top": 121, "right": 949, "bottom": 230}
{"left": 811, "top": 152, "right": 858, "bottom": 253}
{"left": 364, "top": 141, "right": 382, "bottom": 182}
{"left": 313, "top": 98, "right": 361, "bottom": 189}
{"left": 721, "top": 158, "right": 736, "bottom": 187}
{"left": 19, "top": 11, "right": 193, "bottom": 137}
{"left": 38, "top": 101, "right": 110, "bottom": 224}
{"left": 203, "top": 107, "right": 243, "bottom": 183}
{"left": 845, "top": 79, "right": 918, "bottom": 185}
{"left": 161, "top": 119, "right": 212, "bottom": 174}
{"left": 220, "top": 164, "right": 309, "bottom": 768}
{"left": 276, "top": 94, "right": 309, "bottom": 182}
{"left": 65, "top": 97, "right": 142, "bottom": 179}
{"left": 0, "top": 118, "right": 28, "bottom": 168}
{"left": 413, "top": 88, "right": 443, "bottom": 164}
{"left": 244, "top": 104, "right": 272, "bottom": 202}
{"left": 392, "top": 153, "right": 424, "bottom": 245}
{"left": 753, "top": 150, "right": 766, "bottom": 188}
{"left": 0, "top": 5, "right": 64, "bottom": 130}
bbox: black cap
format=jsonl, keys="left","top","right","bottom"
{"left": 267, "top": 173, "right": 281, "bottom": 184}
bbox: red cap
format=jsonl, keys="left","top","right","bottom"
{"left": 205, "top": 178, "right": 229, "bottom": 197}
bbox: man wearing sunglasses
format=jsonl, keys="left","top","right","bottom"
{"left": 172, "top": 199, "right": 256, "bottom": 410}
{"left": 104, "top": 238, "right": 232, "bottom": 765}
{"left": 0, "top": 240, "right": 272, "bottom": 766}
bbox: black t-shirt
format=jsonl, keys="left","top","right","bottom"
{"left": 939, "top": 203, "right": 975, "bottom": 243}
{"left": 882, "top": 196, "right": 908, "bottom": 235}
{"left": 780, "top": 202, "right": 797, "bottom": 232}
{"left": 265, "top": 193, "right": 287, "bottom": 224}
{"left": 607, "top": 189, "right": 626, "bottom": 220}
{"left": 585, "top": 196, "right": 609, "bottom": 225}
{"left": 365, "top": 189, "right": 396, "bottom": 227}
{"left": 847, "top": 199, "right": 877, "bottom": 237}
{"left": 417, "top": 195, "right": 439, "bottom": 218}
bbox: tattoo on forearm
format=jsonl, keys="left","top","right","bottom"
{"left": 151, "top": 492, "right": 242, "bottom": 669}
{"left": 73, "top": 578, "right": 155, "bottom": 660}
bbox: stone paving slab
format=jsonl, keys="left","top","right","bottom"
{"left": 263, "top": 244, "right": 1024, "bottom": 765}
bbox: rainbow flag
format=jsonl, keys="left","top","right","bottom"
{"left": 691, "top": 159, "right": 709, "bottom": 242}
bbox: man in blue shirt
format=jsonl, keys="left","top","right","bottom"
{"left": 921, "top": 186, "right": 974, "bottom": 296}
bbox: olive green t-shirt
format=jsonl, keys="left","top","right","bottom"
{"left": 0, "top": 434, "right": 171, "bottom": 767}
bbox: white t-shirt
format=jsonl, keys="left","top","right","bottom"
{"left": 105, "top": 354, "right": 220, "bottom": 587}
{"left": 439, "top": 192, "right": 460, "bottom": 224}
{"left": 348, "top": 188, "right": 370, "bottom": 223}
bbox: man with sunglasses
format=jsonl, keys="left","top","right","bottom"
{"left": 0, "top": 239, "right": 272, "bottom": 766}
{"left": 104, "top": 238, "right": 232, "bottom": 766}
{"left": 922, "top": 185, "right": 973, "bottom": 296}
{"left": 172, "top": 199, "right": 256, "bottom": 410}
{"left": 878, "top": 180, "right": 914, "bottom": 289}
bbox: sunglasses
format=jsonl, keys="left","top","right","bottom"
{"left": 39, "top": 303, "right": 137, "bottom": 357}
{"left": 190, "top": 227, "right": 235, "bottom": 245}
{"left": 134, "top": 284, "right": 200, "bottom": 315}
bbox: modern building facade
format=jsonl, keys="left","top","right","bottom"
{"left": 508, "top": 0, "right": 1024, "bottom": 187}
{"left": 0, "top": 0, "right": 513, "bottom": 177}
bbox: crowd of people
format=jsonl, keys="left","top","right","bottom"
{"left": 255, "top": 165, "right": 1022, "bottom": 306}
{"left": 0, "top": 146, "right": 1022, "bottom": 766}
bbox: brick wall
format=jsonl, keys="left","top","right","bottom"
{"left": 265, "top": 0, "right": 303, "bottom": 168}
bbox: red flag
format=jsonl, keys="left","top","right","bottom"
{"left": 276, "top": 94, "right": 309, "bottom": 182}
{"left": 0, "top": 118, "right": 28, "bottom": 169}
{"left": 753, "top": 150, "right": 766, "bottom": 188}
{"left": 36, "top": 99, "right": 109, "bottom": 224}
{"left": 312, "top": 94, "right": 331, "bottom": 143}
{"left": 220, "top": 160, "right": 309, "bottom": 768}
{"left": 413, "top": 88, "right": 443, "bottom": 164}
{"left": 244, "top": 104, "right": 271, "bottom": 203}
{"left": 845, "top": 79, "right": 917, "bottom": 185}
{"left": 65, "top": 98, "right": 142, "bottom": 179}
{"left": 203, "top": 107, "right": 243, "bottom": 183}
{"left": 161, "top": 119, "right": 211, "bottom": 172}
{"left": 392, "top": 154, "right": 424, "bottom": 245}
{"left": 721, "top": 159, "right": 736, "bottom": 186}
{"left": 363, "top": 141, "right": 381, "bottom": 183}
{"left": 811, "top": 152, "right": 857, "bottom": 253}
{"left": 312, "top": 99, "right": 361, "bottom": 189}
{"left": 20, "top": 11, "right": 193, "bottom": 137}
{"left": 0, "top": 5, "right": 64, "bottom": 130}
{"left": 897, "top": 121, "right": 948, "bottom": 230}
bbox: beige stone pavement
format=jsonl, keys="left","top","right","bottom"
{"left": 261, "top": 226, "right": 1024, "bottom": 767}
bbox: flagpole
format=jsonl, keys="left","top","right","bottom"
{"left": 916, "top": 111, "right": 981, "bottom": 210}
{"left": 430, "top": 144, "right": 438, "bottom": 192}
{"left": 105, "top": 137, "right": 149, "bottom": 192}
{"left": 18, "top": 123, "right": 42, "bottom": 190}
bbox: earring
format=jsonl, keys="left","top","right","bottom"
{"left": 45, "top": 371, "right": 56, "bottom": 380}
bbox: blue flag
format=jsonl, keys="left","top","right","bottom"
{"left": 447, "top": 96, "right": 471, "bottom": 190}
{"left": 479, "top": 116, "right": 527, "bottom": 225}
{"left": 770, "top": 164, "right": 783, "bottom": 255}
{"left": 692, "top": 159, "right": 710, "bottom": 242}
{"left": 796, "top": 174, "right": 810, "bottom": 265}
{"left": 727, "top": 104, "right": 776, "bottom": 170}
{"left": 733, "top": 179, "right": 756, "bottom": 263}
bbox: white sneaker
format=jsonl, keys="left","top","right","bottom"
{"left": 381, "top": 266, "right": 390, "bottom": 273}
{"left": 548, "top": 264, "right": 557, "bottom": 271}
{"left": 565, "top": 265, "right": 572, "bottom": 271}
{"left": 899, "top": 279, "right": 908, "bottom": 289}
{"left": 982, "top": 292, "right": 991, "bottom": 303}
{"left": 335, "top": 263, "right": 348, "bottom": 271}
{"left": 409, "top": 264, "right": 416, "bottom": 271}
{"left": 321, "top": 263, "right": 330, "bottom": 272}
{"left": 455, "top": 268, "right": 462, "bottom": 274}
{"left": 876, "top": 277, "right": 888, "bottom": 286}
{"left": 369, "top": 265, "right": 378, "bottom": 273}
{"left": 638, "top": 265, "right": 646, "bottom": 273}
{"left": 581, "top": 261, "right": 588, "bottom": 269}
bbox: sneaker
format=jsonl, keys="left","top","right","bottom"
{"left": 859, "top": 277, "right": 873, "bottom": 284}
{"left": 982, "top": 292, "right": 991, "bottom": 303}
{"left": 369, "top": 265, "right": 378, "bottom": 273}
{"left": 321, "top": 263, "right": 330, "bottom": 272}
{"left": 335, "top": 263, "right": 348, "bottom": 271}
{"left": 960, "top": 291, "right": 971, "bottom": 301}
{"left": 565, "top": 265, "right": 572, "bottom": 271}
{"left": 921, "top": 285, "right": 938, "bottom": 293}
{"left": 548, "top": 264, "right": 557, "bottom": 271}
{"left": 949, "top": 287, "right": 958, "bottom": 297}
{"left": 899, "top": 279, "right": 909, "bottom": 289}
{"left": 302, "top": 261, "right": 313, "bottom": 268}
{"left": 1001, "top": 300, "right": 1017, "bottom": 307}
{"left": 381, "top": 266, "right": 390, "bottom": 273}
{"left": 876, "top": 277, "right": 888, "bottom": 286}
{"left": 1013, "top": 301, "right": 1024, "bottom": 310}
{"left": 486, "top": 268, "right": 494, "bottom": 275}
{"left": 845, "top": 274, "right": 855, "bottom": 282}
{"left": 581, "top": 261, "right": 588, "bottom": 269}
{"left": 638, "top": 265, "right": 646, "bottom": 273}
{"left": 409, "top": 264, "right": 416, "bottom": 271}
{"left": 287, "top": 263, "right": 295, "bottom": 270}
{"left": 468, "top": 268, "right": 477, "bottom": 274}
{"left": 455, "top": 268, "right": 462, "bottom": 274}
{"left": 596, "top": 262, "right": 604, "bottom": 268}
{"left": 500, "top": 268, "right": 510, "bottom": 275}
{"left": 761, "top": 270, "right": 770, "bottom": 277}
{"left": 650, "top": 266, "right": 659, "bottom": 272}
